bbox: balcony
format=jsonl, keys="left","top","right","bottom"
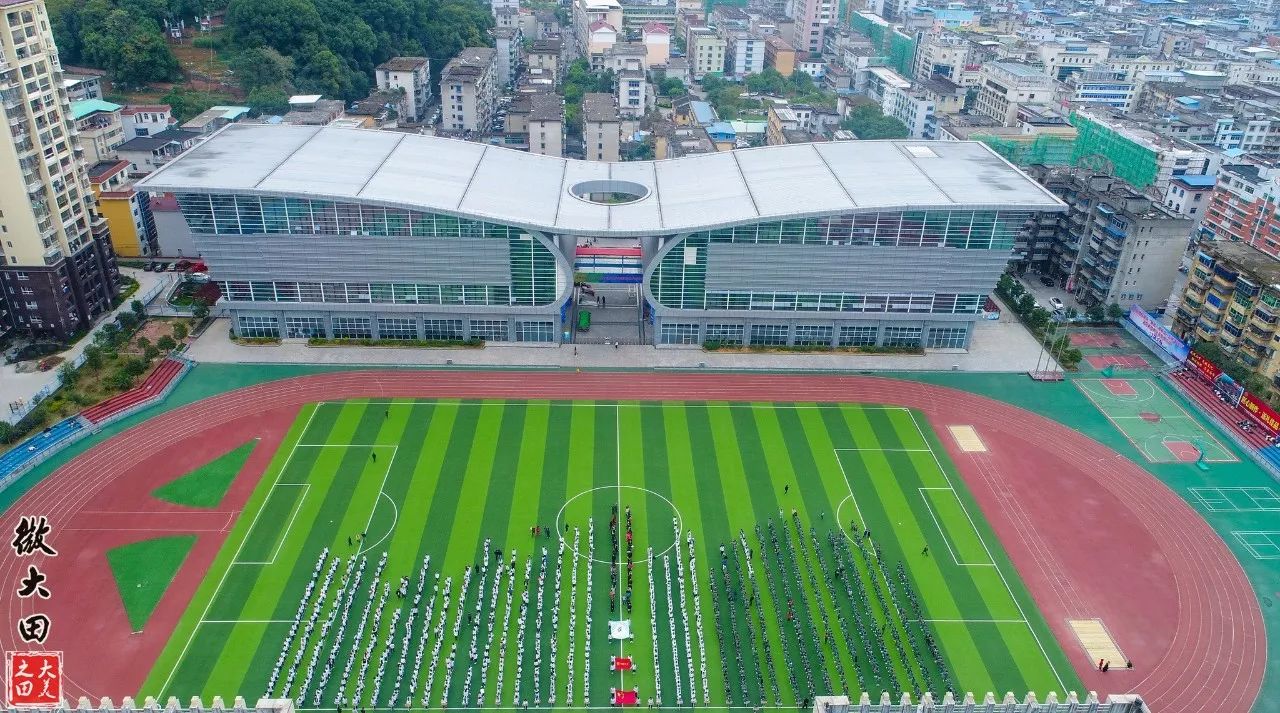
{"left": 1249, "top": 311, "right": 1278, "bottom": 334}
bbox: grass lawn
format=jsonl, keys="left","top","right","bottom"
{"left": 108, "top": 535, "right": 198, "bottom": 632}
{"left": 139, "top": 399, "right": 1078, "bottom": 707}
{"left": 151, "top": 441, "right": 258, "bottom": 508}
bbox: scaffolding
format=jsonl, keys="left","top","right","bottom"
{"left": 1069, "top": 111, "right": 1159, "bottom": 189}
{"left": 888, "top": 30, "right": 916, "bottom": 77}
{"left": 971, "top": 133, "right": 1076, "bottom": 167}
{"left": 850, "top": 14, "right": 916, "bottom": 78}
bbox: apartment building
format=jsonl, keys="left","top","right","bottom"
{"left": 764, "top": 35, "right": 796, "bottom": 77}
{"left": 574, "top": 0, "right": 623, "bottom": 58}
{"left": 1064, "top": 68, "right": 1136, "bottom": 113}
{"left": 1037, "top": 39, "right": 1111, "bottom": 81}
{"left": 441, "top": 47, "right": 498, "bottom": 133}
{"left": 493, "top": 28, "right": 524, "bottom": 90}
{"left": 527, "top": 92, "right": 564, "bottom": 157}
{"left": 793, "top": 0, "right": 834, "bottom": 54}
{"left": 617, "top": 68, "right": 645, "bottom": 118}
{"left": 725, "top": 33, "right": 765, "bottom": 79}
{"left": 88, "top": 160, "right": 158, "bottom": 258}
{"left": 71, "top": 98, "right": 123, "bottom": 164}
{"left": 116, "top": 128, "right": 200, "bottom": 175}
{"left": 974, "top": 62, "right": 1055, "bottom": 127}
{"left": 0, "top": 0, "right": 119, "bottom": 340}
{"left": 1042, "top": 173, "right": 1189, "bottom": 311}
{"left": 1174, "top": 240, "right": 1280, "bottom": 382}
{"left": 642, "top": 22, "right": 670, "bottom": 67}
{"left": 1163, "top": 174, "right": 1215, "bottom": 226}
{"left": 1201, "top": 161, "right": 1280, "bottom": 256}
{"left": 120, "top": 104, "right": 172, "bottom": 140}
{"left": 375, "top": 57, "right": 432, "bottom": 122}
{"left": 61, "top": 72, "right": 100, "bottom": 101}
{"left": 583, "top": 92, "right": 621, "bottom": 161}
{"left": 688, "top": 28, "right": 726, "bottom": 79}
{"left": 1072, "top": 109, "right": 1215, "bottom": 192}
{"left": 526, "top": 39, "right": 562, "bottom": 85}
{"left": 912, "top": 31, "right": 974, "bottom": 86}
{"left": 865, "top": 67, "right": 934, "bottom": 139}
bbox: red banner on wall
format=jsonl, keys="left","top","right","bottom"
{"left": 1187, "top": 350, "right": 1223, "bottom": 381}
{"left": 1239, "top": 391, "right": 1280, "bottom": 437}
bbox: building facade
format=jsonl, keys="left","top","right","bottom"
{"left": 375, "top": 57, "right": 432, "bottom": 123}
{"left": 688, "top": 28, "right": 726, "bottom": 79}
{"left": 441, "top": 47, "right": 498, "bottom": 133}
{"left": 120, "top": 104, "right": 173, "bottom": 140}
{"left": 1174, "top": 240, "right": 1280, "bottom": 383}
{"left": 583, "top": 93, "right": 621, "bottom": 161}
{"left": 527, "top": 93, "right": 564, "bottom": 157}
{"left": 0, "top": 0, "right": 119, "bottom": 341}
{"left": 974, "top": 63, "right": 1054, "bottom": 128}
{"left": 71, "top": 99, "right": 124, "bottom": 164}
{"left": 1201, "top": 162, "right": 1280, "bottom": 256}
{"left": 139, "top": 125, "right": 1063, "bottom": 348}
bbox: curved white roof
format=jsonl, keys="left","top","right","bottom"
{"left": 137, "top": 124, "right": 1064, "bottom": 237}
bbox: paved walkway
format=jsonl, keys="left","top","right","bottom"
{"left": 0, "top": 268, "right": 173, "bottom": 423}
{"left": 186, "top": 309, "right": 1056, "bottom": 372}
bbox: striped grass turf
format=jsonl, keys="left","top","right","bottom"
{"left": 140, "top": 400, "right": 1081, "bottom": 708}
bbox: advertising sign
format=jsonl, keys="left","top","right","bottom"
{"left": 1239, "top": 391, "right": 1280, "bottom": 436}
{"left": 1127, "top": 305, "right": 1190, "bottom": 361}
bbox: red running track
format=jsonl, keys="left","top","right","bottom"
{"left": 0, "top": 371, "right": 1263, "bottom": 712}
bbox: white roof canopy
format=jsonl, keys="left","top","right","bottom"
{"left": 137, "top": 124, "right": 1065, "bottom": 237}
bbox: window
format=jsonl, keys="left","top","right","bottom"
{"left": 793, "top": 324, "right": 833, "bottom": 346}
{"left": 926, "top": 327, "right": 967, "bottom": 349}
{"left": 284, "top": 316, "right": 324, "bottom": 338}
{"left": 838, "top": 325, "right": 877, "bottom": 347}
{"left": 236, "top": 315, "right": 279, "bottom": 338}
{"left": 705, "top": 323, "right": 744, "bottom": 346}
{"left": 331, "top": 317, "right": 373, "bottom": 339}
{"left": 660, "top": 323, "right": 700, "bottom": 344}
{"left": 423, "top": 319, "right": 464, "bottom": 340}
{"left": 516, "top": 320, "right": 554, "bottom": 342}
{"left": 470, "top": 319, "right": 509, "bottom": 342}
{"left": 749, "top": 323, "right": 789, "bottom": 346}
{"left": 378, "top": 318, "right": 418, "bottom": 340}
{"left": 882, "top": 326, "right": 922, "bottom": 347}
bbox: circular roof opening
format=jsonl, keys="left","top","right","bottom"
{"left": 569, "top": 179, "right": 650, "bottom": 205}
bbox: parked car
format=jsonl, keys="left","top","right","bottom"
{"left": 1050, "top": 297, "right": 1064, "bottom": 310}
{"left": 175, "top": 259, "right": 193, "bottom": 272}
{"left": 155, "top": 262, "right": 170, "bottom": 272}
{"left": 1039, "top": 275, "right": 1054, "bottom": 287}
{"left": 143, "top": 262, "right": 155, "bottom": 271}
{"left": 187, "top": 272, "right": 210, "bottom": 283}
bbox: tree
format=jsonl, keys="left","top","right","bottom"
{"left": 130, "top": 299, "right": 146, "bottom": 320}
{"left": 107, "top": 368, "right": 135, "bottom": 391}
{"left": 82, "top": 345, "right": 104, "bottom": 371}
{"left": 1016, "top": 294, "right": 1036, "bottom": 315}
{"left": 193, "top": 303, "right": 211, "bottom": 320}
{"left": 161, "top": 87, "right": 221, "bottom": 123}
{"left": 0, "top": 421, "right": 14, "bottom": 445}
{"left": 230, "top": 46, "right": 294, "bottom": 93}
{"left": 144, "top": 344, "right": 162, "bottom": 360}
{"left": 247, "top": 86, "right": 292, "bottom": 115}
{"left": 657, "top": 76, "right": 686, "bottom": 97}
{"left": 294, "top": 46, "right": 349, "bottom": 98}
{"left": 744, "top": 69, "right": 788, "bottom": 96}
{"left": 1085, "top": 304, "right": 1106, "bottom": 322}
{"left": 1026, "top": 307, "right": 1051, "bottom": 334}
{"left": 226, "top": 0, "right": 322, "bottom": 55}
{"left": 157, "top": 335, "right": 177, "bottom": 351}
{"left": 57, "top": 362, "right": 79, "bottom": 388}
{"left": 1106, "top": 303, "right": 1125, "bottom": 321}
{"left": 172, "top": 322, "right": 189, "bottom": 341}
{"left": 135, "top": 336, "right": 152, "bottom": 352}
{"left": 839, "top": 104, "right": 910, "bottom": 140}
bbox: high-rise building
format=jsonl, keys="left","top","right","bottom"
{"left": 0, "top": 0, "right": 119, "bottom": 340}
{"left": 582, "top": 93, "right": 620, "bottom": 162}
{"left": 374, "top": 57, "right": 432, "bottom": 123}
{"left": 1200, "top": 161, "right": 1280, "bottom": 256}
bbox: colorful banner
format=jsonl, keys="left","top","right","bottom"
{"left": 1187, "top": 350, "right": 1244, "bottom": 405}
{"left": 1187, "top": 350, "right": 1222, "bottom": 380}
{"left": 1128, "top": 305, "right": 1190, "bottom": 361}
{"left": 1239, "top": 391, "right": 1280, "bottom": 436}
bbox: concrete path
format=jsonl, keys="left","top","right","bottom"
{"left": 0, "top": 268, "right": 173, "bottom": 423}
{"left": 186, "top": 308, "right": 1057, "bottom": 373}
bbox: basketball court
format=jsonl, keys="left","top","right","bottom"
{"left": 1075, "top": 378, "right": 1237, "bottom": 463}
{"left": 1067, "top": 328, "right": 1153, "bottom": 372}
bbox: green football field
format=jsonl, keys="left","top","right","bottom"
{"left": 139, "top": 399, "right": 1079, "bottom": 708}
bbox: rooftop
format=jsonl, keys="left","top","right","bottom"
{"left": 87, "top": 159, "right": 130, "bottom": 183}
{"left": 583, "top": 93, "right": 619, "bottom": 123}
{"left": 70, "top": 99, "right": 122, "bottom": 120}
{"left": 528, "top": 93, "right": 564, "bottom": 122}
{"left": 182, "top": 105, "right": 251, "bottom": 128}
{"left": 1204, "top": 239, "right": 1280, "bottom": 286}
{"left": 443, "top": 48, "right": 496, "bottom": 78}
{"left": 120, "top": 104, "right": 171, "bottom": 116}
{"left": 117, "top": 128, "right": 201, "bottom": 152}
{"left": 377, "top": 57, "right": 429, "bottom": 72}
{"left": 137, "top": 124, "right": 1066, "bottom": 238}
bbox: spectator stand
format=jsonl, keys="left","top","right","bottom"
{"left": 1162, "top": 365, "right": 1280, "bottom": 481}
{"left": 0, "top": 353, "right": 194, "bottom": 492}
